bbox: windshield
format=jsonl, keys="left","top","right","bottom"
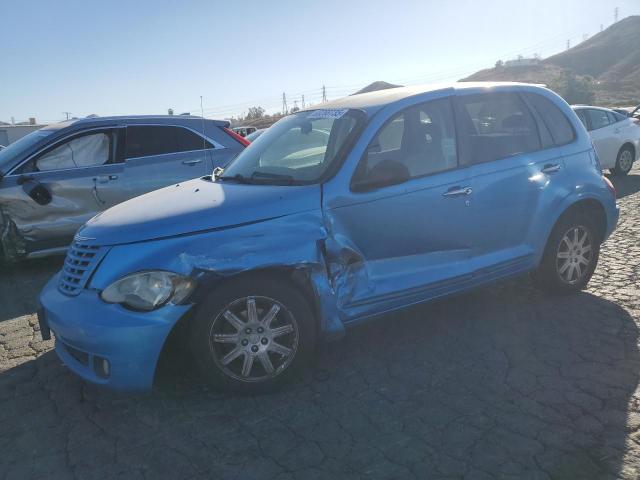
{"left": 221, "top": 109, "right": 363, "bottom": 184}
{"left": 0, "top": 129, "right": 55, "bottom": 174}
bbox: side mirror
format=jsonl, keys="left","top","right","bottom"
{"left": 18, "top": 176, "right": 52, "bottom": 206}
{"left": 352, "top": 159, "right": 410, "bottom": 192}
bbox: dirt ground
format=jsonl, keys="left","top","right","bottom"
{"left": 1, "top": 167, "right": 640, "bottom": 479}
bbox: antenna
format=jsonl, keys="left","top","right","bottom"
{"left": 200, "top": 96, "right": 206, "bottom": 151}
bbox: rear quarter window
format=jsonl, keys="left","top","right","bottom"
{"left": 525, "top": 93, "right": 575, "bottom": 146}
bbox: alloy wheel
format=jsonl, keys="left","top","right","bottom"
{"left": 209, "top": 296, "right": 299, "bottom": 382}
{"left": 619, "top": 149, "right": 633, "bottom": 173}
{"left": 556, "top": 226, "right": 593, "bottom": 284}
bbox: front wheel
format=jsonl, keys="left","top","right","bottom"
{"left": 532, "top": 213, "right": 600, "bottom": 295}
{"left": 610, "top": 146, "right": 634, "bottom": 176}
{"left": 189, "top": 275, "right": 316, "bottom": 393}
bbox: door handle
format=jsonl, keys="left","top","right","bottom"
{"left": 443, "top": 186, "right": 472, "bottom": 197}
{"left": 541, "top": 163, "right": 561, "bottom": 174}
{"left": 182, "top": 159, "right": 203, "bottom": 165}
{"left": 96, "top": 175, "right": 118, "bottom": 183}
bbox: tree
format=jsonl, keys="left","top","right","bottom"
{"left": 549, "top": 71, "right": 595, "bottom": 105}
{"left": 495, "top": 60, "right": 504, "bottom": 68}
{"left": 245, "top": 106, "right": 265, "bottom": 121}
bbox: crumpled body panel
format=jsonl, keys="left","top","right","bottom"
{"left": 88, "top": 210, "right": 358, "bottom": 339}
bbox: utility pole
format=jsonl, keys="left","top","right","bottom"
{"left": 614, "top": 6, "right": 619, "bottom": 23}
{"left": 63, "top": 112, "right": 71, "bottom": 120}
{"left": 566, "top": 39, "right": 570, "bottom": 50}
{"left": 282, "top": 92, "right": 288, "bottom": 115}
{"left": 321, "top": 85, "right": 327, "bottom": 103}
{"left": 302, "top": 95, "right": 305, "bottom": 109}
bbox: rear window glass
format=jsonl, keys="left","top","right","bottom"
{"left": 525, "top": 93, "right": 575, "bottom": 146}
{"left": 457, "top": 92, "right": 541, "bottom": 164}
{"left": 126, "top": 126, "right": 212, "bottom": 158}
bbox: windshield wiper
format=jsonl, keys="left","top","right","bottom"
{"left": 250, "top": 172, "right": 295, "bottom": 184}
{"left": 217, "top": 172, "right": 297, "bottom": 185}
{"left": 217, "top": 173, "right": 248, "bottom": 183}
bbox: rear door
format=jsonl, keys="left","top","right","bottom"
{"left": 455, "top": 90, "right": 572, "bottom": 275}
{"left": 123, "top": 125, "right": 210, "bottom": 198}
{"left": 0, "top": 128, "right": 125, "bottom": 254}
{"left": 585, "top": 109, "right": 618, "bottom": 169}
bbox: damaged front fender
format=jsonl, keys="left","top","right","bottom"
{"left": 89, "top": 210, "right": 355, "bottom": 340}
{"left": 0, "top": 207, "right": 27, "bottom": 263}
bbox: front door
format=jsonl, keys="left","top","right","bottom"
{"left": 0, "top": 128, "right": 126, "bottom": 255}
{"left": 323, "top": 97, "right": 472, "bottom": 320}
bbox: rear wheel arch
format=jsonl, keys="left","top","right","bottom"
{"left": 551, "top": 199, "right": 607, "bottom": 244}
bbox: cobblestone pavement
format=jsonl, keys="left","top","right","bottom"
{"left": 2, "top": 168, "right": 640, "bottom": 480}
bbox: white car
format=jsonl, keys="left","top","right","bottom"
{"left": 573, "top": 106, "right": 640, "bottom": 175}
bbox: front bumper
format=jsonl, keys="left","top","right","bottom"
{"left": 39, "top": 274, "right": 192, "bottom": 391}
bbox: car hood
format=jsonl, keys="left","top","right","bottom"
{"left": 77, "top": 178, "right": 321, "bottom": 245}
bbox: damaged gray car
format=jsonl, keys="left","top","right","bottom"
{"left": 0, "top": 116, "right": 248, "bottom": 262}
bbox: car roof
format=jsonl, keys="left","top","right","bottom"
{"left": 571, "top": 105, "right": 612, "bottom": 112}
{"left": 304, "top": 82, "right": 547, "bottom": 112}
{"left": 42, "top": 115, "right": 229, "bottom": 130}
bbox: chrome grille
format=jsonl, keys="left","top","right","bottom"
{"left": 58, "top": 242, "right": 104, "bottom": 295}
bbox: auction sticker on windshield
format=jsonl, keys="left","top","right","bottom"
{"left": 308, "top": 109, "right": 348, "bottom": 119}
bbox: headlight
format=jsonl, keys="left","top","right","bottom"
{"left": 100, "top": 271, "right": 195, "bottom": 311}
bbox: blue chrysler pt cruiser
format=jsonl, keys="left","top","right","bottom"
{"left": 39, "top": 83, "right": 619, "bottom": 392}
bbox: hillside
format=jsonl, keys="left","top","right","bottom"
{"left": 462, "top": 16, "right": 640, "bottom": 105}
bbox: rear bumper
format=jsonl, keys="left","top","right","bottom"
{"left": 604, "top": 203, "right": 620, "bottom": 241}
{"left": 39, "top": 274, "right": 191, "bottom": 391}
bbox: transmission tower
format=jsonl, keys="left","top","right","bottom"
{"left": 302, "top": 95, "right": 305, "bottom": 108}
{"left": 63, "top": 112, "right": 71, "bottom": 120}
{"left": 566, "top": 39, "right": 570, "bottom": 50}
{"left": 321, "top": 85, "right": 327, "bottom": 103}
{"left": 614, "top": 6, "right": 619, "bottom": 22}
{"left": 282, "top": 92, "right": 288, "bottom": 115}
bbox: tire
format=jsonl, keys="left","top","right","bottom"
{"left": 532, "top": 212, "right": 600, "bottom": 295}
{"left": 610, "top": 145, "right": 634, "bottom": 176}
{"left": 189, "top": 274, "right": 316, "bottom": 394}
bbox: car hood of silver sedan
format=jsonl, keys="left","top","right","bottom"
{"left": 76, "top": 178, "right": 321, "bottom": 246}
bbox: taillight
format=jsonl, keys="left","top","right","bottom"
{"left": 603, "top": 175, "right": 616, "bottom": 199}
{"left": 222, "top": 127, "right": 250, "bottom": 147}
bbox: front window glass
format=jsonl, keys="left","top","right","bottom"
{"left": 0, "top": 129, "right": 54, "bottom": 174}
{"left": 220, "top": 109, "right": 363, "bottom": 184}
{"left": 354, "top": 98, "right": 458, "bottom": 189}
{"left": 35, "top": 133, "right": 110, "bottom": 171}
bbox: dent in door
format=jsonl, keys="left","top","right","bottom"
{"left": 0, "top": 178, "right": 102, "bottom": 261}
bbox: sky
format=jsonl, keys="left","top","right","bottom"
{"left": 2, "top": 0, "right": 639, "bottom": 124}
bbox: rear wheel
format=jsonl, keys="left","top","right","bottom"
{"left": 533, "top": 212, "right": 600, "bottom": 295}
{"left": 189, "top": 275, "right": 316, "bottom": 393}
{"left": 610, "top": 145, "right": 634, "bottom": 176}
